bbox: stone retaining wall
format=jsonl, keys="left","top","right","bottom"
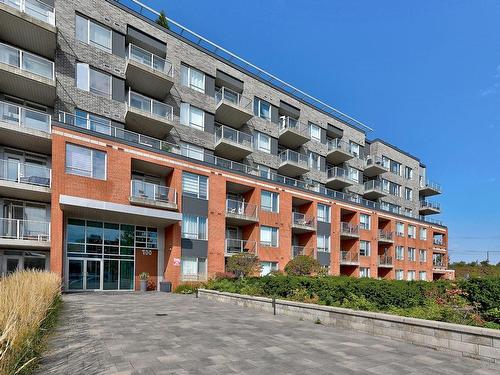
{"left": 198, "top": 289, "right": 500, "bottom": 363}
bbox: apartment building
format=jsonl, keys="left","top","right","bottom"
{"left": 0, "top": 0, "right": 453, "bottom": 290}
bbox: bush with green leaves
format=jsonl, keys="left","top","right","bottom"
{"left": 225, "top": 253, "right": 260, "bottom": 278}
{"left": 284, "top": 256, "right": 322, "bottom": 276}
{"left": 174, "top": 283, "right": 203, "bottom": 294}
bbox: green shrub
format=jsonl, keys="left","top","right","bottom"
{"left": 284, "top": 256, "right": 322, "bottom": 276}
{"left": 174, "top": 283, "right": 203, "bottom": 294}
{"left": 226, "top": 253, "right": 260, "bottom": 278}
{"left": 459, "top": 277, "right": 500, "bottom": 314}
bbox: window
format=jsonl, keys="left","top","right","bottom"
{"left": 348, "top": 167, "right": 360, "bottom": 182}
{"left": 407, "top": 270, "right": 416, "bottom": 281}
{"left": 182, "top": 172, "right": 208, "bottom": 199}
{"left": 382, "top": 179, "right": 390, "bottom": 192}
{"left": 135, "top": 227, "right": 157, "bottom": 249}
{"left": 390, "top": 159, "right": 402, "bottom": 175}
{"left": 180, "top": 142, "right": 204, "bottom": 161}
{"left": 260, "top": 261, "right": 278, "bottom": 276}
{"left": 419, "top": 227, "right": 427, "bottom": 240}
{"left": 419, "top": 249, "right": 427, "bottom": 263}
{"left": 254, "top": 98, "right": 271, "bottom": 120}
{"left": 405, "top": 187, "right": 413, "bottom": 201}
{"left": 360, "top": 241, "right": 371, "bottom": 257}
{"left": 74, "top": 109, "right": 111, "bottom": 135}
{"left": 308, "top": 152, "right": 320, "bottom": 170}
{"left": 317, "top": 204, "right": 330, "bottom": 223}
{"left": 255, "top": 132, "right": 271, "bottom": 153}
{"left": 310, "top": 123, "right": 321, "bottom": 141}
{"left": 75, "top": 14, "right": 112, "bottom": 52}
{"left": 359, "top": 214, "right": 371, "bottom": 230}
{"left": 404, "top": 208, "right": 413, "bottom": 216}
{"left": 404, "top": 166, "right": 413, "bottom": 180}
{"left": 360, "top": 267, "right": 370, "bottom": 278}
{"left": 76, "top": 63, "right": 111, "bottom": 98}
{"left": 408, "top": 247, "right": 416, "bottom": 261}
{"left": 261, "top": 190, "right": 279, "bottom": 213}
{"left": 395, "top": 269, "right": 404, "bottom": 280}
{"left": 260, "top": 226, "right": 278, "bottom": 247}
{"left": 180, "top": 103, "right": 204, "bottom": 131}
{"left": 65, "top": 143, "right": 106, "bottom": 180}
{"left": 389, "top": 182, "right": 401, "bottom": 197}
{"left": 349, "top": 141, "right": 360, "bottom": 157}
{"left": 419, "top": 271, "right": 427, "bottom": 281}
{"left": 396, "top": 222, "right": 404, "bottom": 237}
{"left": 181, "top": 215, "right": 207, "bottom": 240}
{"left": 180, "top": 64, "right": 205, "bottom": 93}
{"left": 181, "top": 257, "right": 207, "bottom": 277}
{"left": 408, "top": 225, "right": 416, "bottom": 239}
{"left": 317, "top": 235, "right": 330, "bottom": 253}
{"left": 256, "top": 164, "right": 271, "bottom": 179}
{"left": 396, "top": 246, "right": 404, "bottom": 260}
{"left": 382, "top": 156, "right": 390, "bottom": 168}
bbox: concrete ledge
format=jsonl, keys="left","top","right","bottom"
{"left": 198, "top": 289, "right": 500, "bottom": 363}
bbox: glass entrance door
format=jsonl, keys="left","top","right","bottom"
{"left": 67, "top": 258, "right": 102, "bottom": 290}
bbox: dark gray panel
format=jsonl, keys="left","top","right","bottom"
{"left": 204, "top": 112, "right": 215, "bottom": 134}
{"left": 279, "top": 100, "right": 300, "bottom": 118}
{"left": 111, "top": 120, "right": 124, "bottom": 129}
{"left": 182, "top": 196, "right": 208, "bottom": 215}
{"left": 270, "top": 137, "right": 278, "bottom": 155}
{"left": 181, "top": 239, "right": 208, "bottom": 258}
{"left": 112, "top": 77, "right": 125, "bottom": 102}
{"left": 270, "top": 104, "right": 279, "bottom": 124}
{"left": 317, "top": 221, "right": 331, "bottom": 236}
{"left": 112, "top": 32, "right": 125, "bottom": 58}
{"left": 327, "top": 123, "right": 343, "bottom": 138}
{"left": 205, "top": 75, "right": 215, "bottom": 98}
{"left": 320, "top": 127, "right": 327, "bottom": 144}
{"left": 319, "top": 155, "right": 326, "bottom": 172}
{"left": 318, "top": 252, "right": 330, "bottom": 266}
{"left": 216, "top": 70, "right": 243, "bottom": 92}
{"left": 126, "top": 26, "right": 167, "bottom": 58}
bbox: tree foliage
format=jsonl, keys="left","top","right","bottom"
{"left": 226, "top": 253, "right": 260, "bottom": 278}
{"left": 284, "top": 255, "right": 322, "bottom": 276}
{"left": 156, "top": 10, "right": 169, "bottom": 30}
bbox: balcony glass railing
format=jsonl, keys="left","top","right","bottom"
{"left": 0, "top": 218, "right": 50, "bottom": 241}
{"left": 327, "top": 138, "right": 350, "bottom": 153}
{"left": 0, "top": 159, "right": 51, "bottom": 187}
{"left": 340, "top": 251, "right": 359, "bottom": 264}
{"left": 292, "top": 212, "right": 316, "bottom": 229}
{"left": 279, "top": 116, "right": 309, "bottom": 135}
{"left": 225, "top": 238, "right": 257, "bottom": 255}
{"left": 131, "top": 180, "right": 176, "bottom": 205}
{"left": 0, "top": 42, "right": 54, "bottom": 79}
{"left": 364, "top": 180, "right": 385, "bottom": 192}
{"left": 340, "top": 222, "right": 359, "bottom": 236}
{"left": 215, "top": 87, "right": 252, "bottom": 109}
{"left": 127, "top": 90, "right": 173, "bottom": 120}
{"left": 420, "top": 200, "right": 440, "bottom": 210}
{"left": 127, "top": 43, "right": 173, "bottom": 76}
{"left": 420, "top": 178, "right": 441, "bottom": 192}
{"left": 0, "top": 101, "right": 51, "bottom": 133}
{"left": 365, "top": 156, "right": 388, "bottom": 169}
{"left": 215, "top": 126, "right": 253, "bottom": 148}
{"left": 327, "top": 166, "right": 356, "bottom": 181}
{"left": 225, "top": 199, "right": 258, "bottom": 220}
{"left": 292, "top": 246, "right": 316, "bottom": 259}
{"left": 279, "top": 149, "right": 308, "bottom": 166}
{"left": 56, "top": 110, "right": 445, "bottom": 227}
{"left": 1, "top": 0, "right": 55, "bottom": 25}
{"left": 433, "top": 237, "right": 444, "bottom": 246}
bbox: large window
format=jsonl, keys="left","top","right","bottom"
{"left": 359, "top": 214, "right": 371, "bottom": 230}
{"left": 419, "top": 249, "right": 427, "bottom": 263}
{"left": 317, "top": 204, "right": 330, "bottom": 223}
{"left": 181, "top": 257, "right": 207, "bottom": 277}
{"left": 419, "top": 227, "right": 427, "bottom": 240}
{"left": 419, "top": 271, "right": 427, "bottom": 281}
{"left": 180, "top": 103, "right": 204, "bottom": 131}
{"left": 260, "top": 226, "right": 278, "bottom": 247}
{"left": 65, "top": 143, "right": 106, "bottom": 180}
{"left": 396, "top": 222, "right": 404, "bottom": 237}
{"left": 404, "top": 166, "right": 413, "bottom": 180}
{"left": 405, "top": 187, "right": 413, "bottom": 201}
{"left": 317, "top": 235, "right": 330, "bottom": 253}
{"left": 395, "top": 269, "right": 404, "bottom": 280}
{"left": 407, "top": 270, "right": 416, "bottom": 281}
{"left": 182, "top": 172, "right": 208, "bottom": 199}
{"left": 309, "top": 123, "right": 321, "bottom": 141}
{"left": 408, "top": 247, "right": 416, "bottom": 261}
{"left": 180, "top": 64, "right": 205, "bottom": 93}
{"left": 349, "top": 141, "right": 360, "bottom": 157}
{"left": 254, "top": 98, "right": 271, "bottom": 120}
{"left": 74, "top": 109, "right": 111, "bottom": 135}
{"left": 76, "top": 63, "right": 111, "bottom": 98}
{"left": 408, "top": 225, "right": 416, "bottom": 239}
{"left": 360, "top": 240, "right": 371, "bottom": 256}
{"left": 260, "top": 261, "right": 278, "bottom": 276}
{"left": 75, "top": 14, "right": 112, "bottom": 52}
{"left": 390, "top": 159, "right": 402, "bottom": 175}
{"left": 180, "top": 142, "right": 204, "bottom": 161}
{"left": 261, "top": 190, "right": 279, "bottom": 213}
{"left": 360, "top": 267, "right": 370, "bottom": 278}
{"left": 181, "top": 215, "right": 208, "bottom": 240}
{"left": 255, "top": 132, "right": 271, "bottom": 153}
{"left": 348, "top": 167, "right": 360, "bottom": 182}
{"left": 308, "top": 152, "right": 320, "bottom": 170}
{"left": 396, "top": 246, "right": 404, "bottom": 260}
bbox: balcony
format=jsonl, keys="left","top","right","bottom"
{"left": 129, "top": 180, "right": 177, "bottom": 211}
{"left": 292, "top": 246, "right": 317, "bottom": 259}
{"left": 0, "top": 43, "right": 55, "bottom": 105}
{"left": 291, "top": 212, "right": 317, "bottom": 233}
{"left": 420, "top": 179, "right": 441, "bottom": 197}
{"left": 326, "top": 139, "right": 354, "bottom": 164}
{"left": 0, "top": 159, "right": 51, "bottom": 202}
{"left": 125, "top": 90, "right": 174, "bottom": 138}
{"left": 377, "top": 255, "right": 393, "bottom": 268}
{"left": 225, "top": 199, "right": 259, "bottom": 225}
{"left": 340, "top": 222, "right": 359, "bottom": 239}
{"left": 364, "top": 156, "right": 389, "bottom": 177}
{"left": 126, "top": 44, "right": 174, "bottom": 100}
{"left": 432, "top": 260, "right": 446, "bottom": 271}
{"left": 340, "top": 251, "right": 359, "bottom": 265}
{"left": 363, "top": 180, "right": 387, "bottom": 199}
{"left": 214, "top": 87, "right": 253, "bottom": 128}
{"left": 326, "top": 167, "right": 355, "bottom": 190}
{"left": 378, "top": 229, "right": 394, "bottom": 244}
{"left": 278, "top": 116, "right": 310, "bottom": 148}
{"left": 0, "top": 218, "right": 50, "bottom": 249}
{"left": 225, "top": 238, "right": 257, "bottom": 256}
{"left": 278, "top": 149, "right": 309, "bottom": 177}
{"left": 419, "top": 200, "right": 441, "bottom": 215}
{"left": 0, "top": 0, "right": 56, "bottom": 58}
{"left": 0, "top": 101, "right": 51, "bottom": 153}
{"left": 433, "top": 237, "right": 445, "bottom": 247}
{"left": 214, "top": 125, "right": 253, "bottom": 160}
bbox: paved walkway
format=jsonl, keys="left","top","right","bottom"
{"left": 37, "top": 293, "right": 499, "bottom": 375}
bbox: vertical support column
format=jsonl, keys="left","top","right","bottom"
{"left": 157, "top": 225, "right": 165, "bottom": 291}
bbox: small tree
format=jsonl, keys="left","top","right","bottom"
{"left": 284, "top": 255, "right": 322, "bottom": 276}
{"left": 226, "top": 253, "right": 260, "bottom": 278}
{"left": 156, "top": 10, "right": 170, "bottom": 30}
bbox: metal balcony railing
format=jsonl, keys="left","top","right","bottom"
{"left": 327, "top": 138, "right": 351, "bottom": 153}
{"left": 225, "top": 199, "right": 258, "bottom": 220}
{"left": 127, "top": 90, "right": 173, "bottom": 120}
{"left": 225, "top": 238, "right": 257, "bottom": 255}
{"left": 420, "top": 200, "right": 441, "bottom": 210}
{"left": 378, "top": 255, "right": 393, "bottom": 266}
{"left": 0, "top": 218, "right": 50, "bottom": 241}
{"left": 364, "top": 180, "right": 386, "bottom": 192}
{"left": 0, "top": 159, "right": 51, "bottom": 187}
{"left": 127, "top": 43, "right": 173, "bottom": 76}
{"left": 420, "top": 179, "right": 441, "bottom": 193}
{"left": 378, "top": 229, "right": 394, "bottom": 242}
{"left": 340, "top": 222, "right": 359, "bottom": 237}
{"left": 292, "top": 246, "right": 316, "bottom": 259}
{"left": 433, "top": 237, "right": 444, "bottom": 246}
{"left": 340, "top": 251, "right": 359, "bottom": 264}
{"left": 0, "top": 100, "right": 51, "bottom": 133}
{"left": 327, "top": 166, "right": 356, "bottom": 182}
{"left": 279, "top": 149, "right": 308, "bottom": 166}
{"left": 0, "top": 42, "right": 54, "bottom": 80}
{"left": 365, "top": 155, "right": 387, "bottom": 168}
{"left": 130, "top": 180, "right": 176, "bottom": 205}
{"left": 1, "top": 0, "right": 55, "bottom": 25}
{"left": 215, "top": 87, "right": 252, "bottom": 109}
{"left": 215, "top": 125, "right": 253, "bottom": 148}
{"left": 279, "top": 116, "right": 309, "bottom": 135}
{"left": 292, "top": 212, "right": 316, "bottom": 230}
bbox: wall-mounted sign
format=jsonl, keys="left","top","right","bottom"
{"left": 173, "top": 257, "right": 181, "bottom": 266}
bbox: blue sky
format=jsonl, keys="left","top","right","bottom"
{"left": 146, "top": 0, "right": 500, "bottom": 262}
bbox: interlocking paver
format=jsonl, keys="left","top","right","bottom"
{"left": 36, "top": 292, "right": 500, "bottom": 374}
